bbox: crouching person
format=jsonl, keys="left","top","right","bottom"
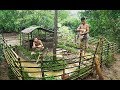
{"left": 32, "top": 38, "right": 44, "bottom": 64}
{"left": 32, "top": 38, "right": 44, "bottom": 51}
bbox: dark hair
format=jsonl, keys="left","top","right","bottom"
{"left": 81, "top": 17, "right": 86, "bottom": 21}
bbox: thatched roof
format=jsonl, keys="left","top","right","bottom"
{"left": 21, "top": 26, "right": 40, "bottom": 34}
{"left": 21, "top": 26, "right": 54, "bottom": 34}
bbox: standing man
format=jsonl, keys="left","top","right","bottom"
{"left": 76, "top": 17, "right": 90, "bottom": 56}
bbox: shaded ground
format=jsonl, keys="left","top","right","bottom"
{"left": 0, "top": 60, "right": 10, "bottom": 80}
{"left": 3, "top": 33, "right": 20, "bottom": 46}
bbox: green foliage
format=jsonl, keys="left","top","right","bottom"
{"left": 58, "top": 25, "right": 78, "bottom": 53}
{"left": 17, "top": 46, "right": 41, "bottom": 60}
{"left": 22, "top": 72, "right": 36, "bottom": 80}
{"left": 58, "top": 10, "right": 69, "bottom": 22}
{"left": 58, "top": 26, "right": 75, "bottom": 45}
{"left": 0, "top": 10, "right": 73, "bottom": 33}
{"left": 58, "top": 26, "right": 75, "bottom": 40}
{"left": 102, "top": 41, "right": 117, "bottom": 67}
{"left": 57, "top": 44, "right": 77, "bottom": 54}
{"left": 60, "top": 16, "right": 79, "bottom": 31}
{"left": 79, "top": 10, "right": 120, "bottom": 51}
{"left": 0, "top": 10, "right": 55, "bottom": 33}
{"left": 8, "top": 67, "right": 18, "bottom": 80}
{"left": 17, "top": 46, "right": 67, "bottom": 72}
{"left": 70, "top": 66, "right": 92, "bottom": 79}
{"left": 104, "top": 53, "right": 116, "bottom": 68}
{"left": 42, "top": 55, "right": 67, "bottom": 71}
{"left": 44, "top": 75, "right": 56, "bottom": 80}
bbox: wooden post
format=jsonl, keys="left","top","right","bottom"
{"left": 30, "top": 32, "right": 32, "bottom": 39}
{"left": 28, "top": 33, "right": 29, "bottom": 41}
{"left": 107, "top": 43, "right": 110, "bottom": 58}
{"left": 53, "top": 10, "right": 58, "bottom": 60}
{"left": 18, "top": 58, "right": 24, "bottom": 80}
{"left": 100, "top": 38, "right": 104, "bottom": 68}
{"left": 61, "top": 63, "right": 69, "bottom": 80}
{"left": 79, "top": 49, "right": 82, "bottom": 69}
{"left": 45, "top": 32, "right": 47, "bottom": 40}
{"left": 40, "top": 54, "right": 45, "bottom": 80}
{"left": 20, "top": 32, "right": 22, "bottom": 46}
{"left": 79, "top": 37, "right": 82, "bottom": 70}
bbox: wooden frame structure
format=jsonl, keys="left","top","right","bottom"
{"left": 20, "top": 26, "right": 54, "bottom": 50}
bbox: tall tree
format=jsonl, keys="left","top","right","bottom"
{"left": 53, "top": 10, "right": 58, "bottom": 60}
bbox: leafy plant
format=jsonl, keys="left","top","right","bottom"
{"left": 44, "top": 75, "right": 56, "bottom": 80}
{"left": 22, "top": 72, "right": 36, "bottom": 80}
{"left": 79, "top": 10, "right": 120, "bottom": 51}
{"left": 42, "top": 56, "right": 67, "bottom": 72}
{"left": 70, "top": 66, "right": 92, "bottom": 79}
{"left": 17, "top": 46, "right": 41, "bottom": 60}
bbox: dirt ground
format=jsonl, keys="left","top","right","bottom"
{"left": 1, "top": 33, "right": 120, "bottom": 80}
{"left": 85, "top": 54, "right": 120, "bottom": 80}
{"left": 0, "top": 60, "right": 10, "bottom": 80}
{"left": 102, "top": 54, "right": 120, "bottom": 80}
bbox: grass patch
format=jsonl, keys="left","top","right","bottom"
{"left": 17, "top": 46, "right": 67, "bottom": 72}
{"left": 41, "top": 55, "right": 67, "bottom": 72}
{"left": 22, "top": 72, "right": 36, "bottom": 80}
{"left": 70, "top": 66, "right": 92, "bottom": 80}
{"left": 103, "top": 53, "right": 116, "bottom": 68}
{"left": 57, "top": 44, "right": 78, "bottom": 54}
{"left": 44, "top": 75, "right": 57, "bottom": 80}
{"left": 17, "top": 46, "right": 42, "bottom": 60}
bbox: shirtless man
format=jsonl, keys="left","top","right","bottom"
{"left": 32, "top": 38, "right": 44, "bottom": 51}
{"left": 76, "top": 17, "right": 90, "bottom": 56}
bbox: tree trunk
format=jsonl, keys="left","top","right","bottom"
{"left": 53, "top": 10, "right": 58, "bottom": 60}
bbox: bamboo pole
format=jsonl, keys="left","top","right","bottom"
{"left": 4, "top": 51, "right": 22, "bottom": 79}
{"left": 100, "top": 38, "right": 104, "bottom": 68}
{"left": 18, "top": 58, "right": 24, "bottom": 80}
{"left": 20, "top": 32, "right": 22, "bottom": 46}
{"left": 40, "top": 54, "right": 45, "bottom": 80}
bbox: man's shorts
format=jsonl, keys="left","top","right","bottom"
{"left": 77, "top": 33, "right": 89, "bottom": 50}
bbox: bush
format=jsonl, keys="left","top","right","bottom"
{"left": 58, "top": 25, "right": 78, "bottom": 53}
{"left": 0, "top": 10, "right": 54, "bottom": 33}
{"left": 60, "top": 16, "right": 79, "bottom": 32}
